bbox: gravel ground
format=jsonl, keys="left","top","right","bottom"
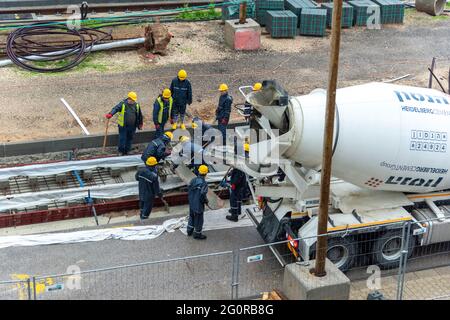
{"left": 0, "top": 10, "right": 449, "bottom": 143}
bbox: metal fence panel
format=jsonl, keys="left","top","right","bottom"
{"left": 0, "top": 279, "right": 31, "bottom": 300}
{"left": 396, "top": 218, "right": 450, "bottom": 300}
{"left": 33, "top": 252, "right": 233, "bottom": 300}
{"left": 237, "top": 223, "right": 409, "bottom": 300}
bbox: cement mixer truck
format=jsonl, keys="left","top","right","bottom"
{"left": 230, "top": 80, "right": 450, "bottom": 271}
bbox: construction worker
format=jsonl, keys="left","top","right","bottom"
{"left": 153, "top": 88, "right": 173, "bottom": 138}
{"left": 141, "top": 131, "right": 173, "bottom": 163}
{"left": 244, "top": 83, "right": 262, "bottom": 123}
{"left": 215, "top": 84, "right": 233, "bottom": 145}
{"left": 187, "top": 164, "right": 209, "bottom": 240}
{"left": 177, "top": 135, "right": 205, "bottom": 175}
{"left": 191, "top": 116, "right": 215, "bottom": 145}
{"left": 135, "top": 156, "right": 162, "bottom": 220}
{"left": 170, "top": 69, "right": 192, "bottom": 130}
{"left": 105, "top": 92, "right": 143, "bottom": 155}
{"left": 226, "top": 143, "right": 250, "bottom": 222}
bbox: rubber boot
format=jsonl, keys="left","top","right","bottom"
{"left": 180, "top": 123, "right": 186, "bottom": 130}
{"left": 226, "top": 214, "right": 238, "bottom": 222}
{"left": 172, "top": 122, "right": 177, "bottom": 130}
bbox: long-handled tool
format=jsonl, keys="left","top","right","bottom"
{"left": 102, "top": 118, "right": 110, "bottom": 152}
{"left": 160, "top": 195, "right": 170, "bottom": 213}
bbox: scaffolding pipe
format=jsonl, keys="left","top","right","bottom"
{"left": 0, "top": 38, "right": 145, "bottom": 67}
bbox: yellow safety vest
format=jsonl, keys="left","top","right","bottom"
{"left": 157, "top": 97, "right": 173, "bottom": 124}
{"left": 117, "top": 102, "right": 140, "bottom": 127}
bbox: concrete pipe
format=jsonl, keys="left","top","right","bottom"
{"left": 415, "top": 0, "right": 446, "bottom": 16}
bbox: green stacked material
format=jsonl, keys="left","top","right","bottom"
{"left": 321, "top": 2, "right": 354, "bottom": 28}
{"left": 266, "top": 10, "right": 298, "bottom": 37}
{"left": 372, "top": 0, "right": 404, "bottom": 24}
{"left": 222, "top": 0, "right": 257, "bottom": 20}
{"left": 348, "top": 0, "right": 380, "bottom": 26}
{"left": 299, "top": 8, "right": 327, "bottom": 36}
{"left": 255, "top": 0, "right": 285, "bottom": 25}
{"left": 285, "top": 0, "right": 319, "bottom": 27}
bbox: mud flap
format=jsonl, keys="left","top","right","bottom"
{"left": 257, "top": 205, "right": 284, "bottom": 243}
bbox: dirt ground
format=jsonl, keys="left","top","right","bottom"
{"left": 0, "top": 9, "right": 449, "bottom": 143}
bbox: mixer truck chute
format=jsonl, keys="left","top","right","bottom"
{"left": 232, "top": 80, "right": 450, "bottom": 272}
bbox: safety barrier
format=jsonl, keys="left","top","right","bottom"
{"left": 19, "top": 251, "right": 233, "bottom": 300}
{"left": 4, "top": 216, "right": 450, "bottom": 300}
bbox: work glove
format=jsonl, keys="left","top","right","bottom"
{"left": 170, "top": 118, "right": 174, "bottom": 124}
{"left": 105, "top": 113, "right": 113, "bottom": 119}
{"left": 138, "top": 124, "right": 143, "bottom": 130}
{"left": 221, "top": 118, "right": 228, "bottom": 125}
{"left": 154, "top": 123, "right": 160, "bottom": 129}
{"left": 219, "top": 180, "right": 228, "bottom": 188}
{"left": 231, "top": 184, "right": 236, "bottom": 191}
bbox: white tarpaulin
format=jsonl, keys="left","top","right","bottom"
{"left": 0, "top": 206, "right": 261, "bottom": 249}
{"left": 0, "top": 155, "right": 143, "bottom": 180}
{"left": 0, "top": 182, "right": 139, "bottom": 211}
{"left": 0, "top": 218, "right": 186, "bottom": 249}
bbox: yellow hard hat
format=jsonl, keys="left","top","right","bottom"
{"left": 128, "top": 91, "right": 137, "bottom": 101}
{"left": 146, "top": 156, "right": 157, "bottom": 166}
{"left": 163, "top": 88, "right": 171, "bottom": 99}
{"left": 198, "top": 165, "right": 209, "bottom": 175}
{"left": 180, "top": 136, "right": 190, "bottom": 143}
{"left": 219, "top": 83, "right": 228, "bottom": 92}
{"left": 244, "top": 143, "right": 250, "bottom": 152}
{"left": 253, "top": 83, "right": 262, "bottom": 91}
{"left": 178, "top": 69, "right": 187, "bottom": 80}
{"left": 164, "top": 131, "right": 173, "bottom": 140}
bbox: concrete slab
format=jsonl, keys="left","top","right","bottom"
{"left": 224, "top": 18, "right": 261, "bottom": 51}
{"left": 283, "top": 259, "right": 350, "bottom": 300}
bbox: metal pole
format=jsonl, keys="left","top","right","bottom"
{"left": 396, "top": 221, "right": 411, "bottom": 300}
{"left": 239, "top": 1, "right": 247, "bottom": 24}
{"left": 312, "top": 0, "right": 343, "bottom": 277}
{"left": 231, "top": 250, "right": 240, "bottom": 300}
{"left": 32, "top": 277, "right": 37, "bottom": 300}
{"left": 428, "top": 57, "right": 436, "bottom": 88}
{"left": 448, "top": 67, "right": 450, "bottom": 94}
{"left": 27, "top": 278, "right": 31, "bottom": 300}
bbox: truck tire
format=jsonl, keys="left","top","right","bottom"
{"left": 310, "top": 237, "right": 357, "bottom": 272}
{"left": 372, "top": 230, "right": 414, "bottom": 270}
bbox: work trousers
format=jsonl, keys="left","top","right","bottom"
{"left": 155, "top": 120, "right": 168, "bottom": 139}
{"left": 118, "top": 125, "right": 136, "bottom": 154}
{"left": 172, "top": 104, "right": 187, "bottom": 123}
{"left": 139, "top": 198, "right": 154, "bottom": 219}
{"left": 187, "top": 209, "right": 204, "bottom": 235}
{"left": 230, "top": 188, "right": 244, "bottom": 216}
{"left": 218, "top": 122, "right": 227, "bottom": 146}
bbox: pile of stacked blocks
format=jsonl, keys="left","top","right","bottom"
{"left": 236, "top": 0, "right": 405, "bottom": 38}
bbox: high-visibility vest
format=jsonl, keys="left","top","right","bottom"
{"left": 156, "top": 97, "right": 173, "bottom": 124}
{"left": 117, "top": 102, "right": 140, "bottom": 127}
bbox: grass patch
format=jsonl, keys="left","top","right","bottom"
{"left": 176, "top": 3, "right": 222, "bottom": 21}
{"left": 432, "top": 14, "right": 449, "bottom": 20}
{"left": 446, "top": 1, "right": 450, "bottom": 9}
{"left": 14, "top": 53, "right": 109, "bottom": 77}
